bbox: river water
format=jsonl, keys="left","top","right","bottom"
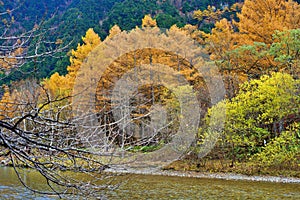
{"left": 0, "top": 167, "right": 299, "bottom": 199}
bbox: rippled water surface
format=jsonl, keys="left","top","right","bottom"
{"left": 0, "top": 167, "right": 299, "bottom": 199}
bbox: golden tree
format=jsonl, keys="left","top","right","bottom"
{"left": 142, "top": 14, "right": 157, "bottom": 27}
{"left": 43, "top": 72, "right": 72, "bottom": 99}
{"left": 68, "top": 22, "right": 210, "bottom": 146}
{"left": 0, "top": 86, "right": 14, "bottom": 120}
{"left": 205, "top": 18, "right": 237, "bottom": 61}
{"left": 236, "top": 0, "right": 300, "bottom": 45}
{"left": 204, "top": 19, "right": 246, "bottom": 98}
{"left": 44, "top": 28, "right": 101, "bottom": 99}
{"left": 203, "top": 0, "right": 300, "bottom": 97}
{"left": 193, "top": 5, "right": 223, "bottom": 23}
{"left": 107, "top": 24, "right": 122, "bottom": 39}
{"left": 67, "top": 28, "right": 101, "bottom": 82}
{"left": 0, "top": 47, "right": 23, "bottom": 73}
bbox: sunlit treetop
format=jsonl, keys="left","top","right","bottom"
{"left": 142, "top": 14, "right": 157, "bottom": 28}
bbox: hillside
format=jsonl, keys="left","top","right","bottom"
{"left": 0, "top": 0, "right": 255, "bottom": 84}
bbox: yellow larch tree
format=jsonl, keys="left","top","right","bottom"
{"left": 67, "top": 28, "right": 101, "bottom": 82}
{"left": 0, "top": 47, "right": 24, "bottom": 73}
{"left": 178, "top": 24, "right": 207, "bottom": 45}
{"left": 0, "top": 85, "right": 14, "bottom": 120}
{"left": 94, "top": 21, "right": 209, "bottom": 122}
{"left": 193, "top": 5, "right": 227, "bottom": 27}
{"left": 142, "top": 15, "right": 157, "bottom": 28}
{"left": 205, "top": 18, "right": 237, "bottom": 61}
{"left": 41, "top": 29, "right": 102, "bottom": 118}
{"left": 236, "top": 0, "right": 300, "bottom": 45}
{"left": 205, "top": 19, "right": 247, "bottom": 98}
{"left": 107, "top": 25, "right": 122, "bottom": 39}
{"left": 44, "top": 28, "right": 101, "bottom": 99}
{"left": 43, "top": 72, "right": 73, "bottom": 99}
{"left": 203, "top": 0, "right": 300, "bottom": 97}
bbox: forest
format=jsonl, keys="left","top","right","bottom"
{"left": 0, "top": 0, "right": 299, "bottom": 198}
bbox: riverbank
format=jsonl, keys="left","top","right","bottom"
{"left": 104, "top": 166, "right": 300, "bottom": 184}
{"left": 2, "top": 155, "right": 300, "bottom": 184}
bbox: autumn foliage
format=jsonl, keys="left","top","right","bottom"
{"left": 43, "top": 28, "right": 101, "bottom": 99}
{"left": 1, "top": 1, "right": 299, "bottom": 176}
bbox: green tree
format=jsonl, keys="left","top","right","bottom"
{"left": 250, "top": 123, "right": 300, "bottom": 170}
{"left": 269, "top": 29, "right": 300, "bottom": 78}
{"left": 201, "top": 72, "right": 299, "bottom": 163}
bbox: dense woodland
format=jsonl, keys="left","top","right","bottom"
{"left": 0, "top": 0, "right": 300, "bottom": 197}
{"left": 0, "top": 0, "right": 246, "bottom": 82}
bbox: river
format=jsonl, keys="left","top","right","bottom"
{"left": 0, "top": 167, "right": 299, "bottom": 199}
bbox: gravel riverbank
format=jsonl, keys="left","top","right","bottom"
{"left": 104, "top": 166, "right": 300, "bottom": 184}
{"left": 2, "top": 155, "right": 299, "bottom": 184}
